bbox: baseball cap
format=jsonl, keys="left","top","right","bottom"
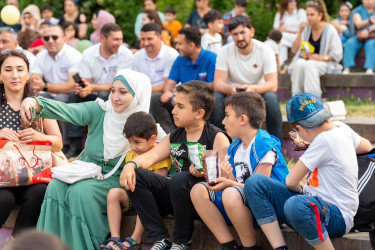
{"left": 286, "top": 93, "right": 332, "bottom": 129}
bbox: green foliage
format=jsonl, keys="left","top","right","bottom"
{"left": 10, "top": 0, "right": 363, "bottom": 46}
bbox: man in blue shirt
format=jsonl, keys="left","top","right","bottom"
{"left": 151, "top": 27, "right": 217, "bottom": 133}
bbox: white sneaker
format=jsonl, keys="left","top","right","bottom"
{"left": 342, "top": 68, "right": 350, "bottom": 74}
{"left": 366, "top": 68, "right": 374, "bottom": 74}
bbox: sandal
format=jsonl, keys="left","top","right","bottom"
{"left": 100, "top": 237, "right": 126, "bottom": 250}
{"left": 123, "top": 237, "right": 142, "bottom": 250}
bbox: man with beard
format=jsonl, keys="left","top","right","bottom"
{"left": 133, "top": 23, "right": 179, "bottom": 94}
{"left": 151, "top": 26, "right": 216, "bottom": 133}
{"left": 210, "top": 16, "right": 283, "bottom": 143}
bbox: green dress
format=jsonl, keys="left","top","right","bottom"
{"left": 35, "top": 97, "right": 125, "bottom": 250}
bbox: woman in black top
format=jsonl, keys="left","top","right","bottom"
{"left": 58, "top": 0, "right": 88, "bottom": 39}
{"left": 0, "top": 50, "right": 62, "bottom": 239}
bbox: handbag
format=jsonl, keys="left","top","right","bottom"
{"left": 0, "top": 140, "right": 53, "bottom": 187}
{"left": 51, "top": 152, "right": 126, "bottom": 184}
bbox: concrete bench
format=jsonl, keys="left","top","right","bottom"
{"left": 277, "top": 73, "right": 375, "bottom": 101}
{"left": 120, "top": 215, "right": 372, "bottom": 250}
{"left": 3, "top": 199, "right": 373, "bottom": 249}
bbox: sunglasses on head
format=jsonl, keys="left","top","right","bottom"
{"left": 306, "top": 1, "right": 319, "bottom": 7}
{"left": 0, "top": 27, "right": 15, "bottom": 34}
{"left": 43, "top": 35, "right": 59, "bottom": 41}
{"left": 1, "top": 48, "right": 26, "bottom": 55}
{"left": 228, "top": 15, "right": 247, "bottom": 26}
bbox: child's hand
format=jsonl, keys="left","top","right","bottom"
{"left": 208, "top": 177, "right": 233, "bottom": 192}
{"left": 220, "top": 156, "right": 232, "bottom": 179}
{"left": 189, "top": 164, "right": 204, "bottom": 178}
{"left": 120, "top": 163, "right": 136, "bottom": 191}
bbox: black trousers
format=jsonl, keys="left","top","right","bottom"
{"left": 0, "top": 183, "right": 47, "bottom": 236}
{"left": 128, "top": 168, "right": 203, "bottom": 244}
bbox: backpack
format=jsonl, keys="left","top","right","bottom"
{"left": 352, "top": 148, "right": 375, "bottom": 248}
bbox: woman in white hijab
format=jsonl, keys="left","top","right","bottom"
{"left": 19, "top": 69, "right": 153, "bottom": 250}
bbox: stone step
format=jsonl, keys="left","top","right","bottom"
{"left": 120, "top": 215, "right": 372, "bottom": 250}
{"left": 277, "top": 73, "right": 375, "bottom": 100}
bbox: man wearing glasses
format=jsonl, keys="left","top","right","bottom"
{"left": 210, "top": 16, "right": 283, "bottom": 143}
{"left": 0, "top": 27, "right": 35, "bottom": 66}
{"left": 30, "top": 24, "right": 82, "bottom": 157}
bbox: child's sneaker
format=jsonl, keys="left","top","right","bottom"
{"left": 170, "top": 242, "right": 192, "bottom": 250}
{"left": 150, "top": 239, "right": 172, "bottom": 250}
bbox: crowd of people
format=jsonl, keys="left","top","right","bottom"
{"left": 0, "top": 0, "right": 374, "bottom": 249}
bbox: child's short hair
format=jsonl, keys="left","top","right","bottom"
{"left": 176, "top": 81, "right": 215, "bottom": 121}
{"left": 203, "top": 10, "right": 223, "bottom": 26}
{"left": 268, "top": 29, "right": 282, "bottom": 43}
{"left": 165, "top": 6, "right": 177, "bottom": 15}
{"left": 123, "top": 111, "right": 157, "bottom": 140}
{"left": 225, "top": 92, "right": 266, "bottom": 129}
{"left": 41, "top": 5, "right": 53, "bottom": 13}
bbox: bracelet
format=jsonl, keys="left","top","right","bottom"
{"left": 126, "top": 161, "right": 138, "bottom": 171}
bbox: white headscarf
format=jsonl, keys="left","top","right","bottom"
{"left": 97, "top": 69, "right": 151, "bottom": 160}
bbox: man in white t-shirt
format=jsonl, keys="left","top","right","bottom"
{"left": 30, "top": 25, "right": 82, "bottom": 157}
{"left": 75, "top": 23, "right": 133, "bottom": 101}
{"left": 133, "top": 23, "right": 179, "bottom": 93}
{"left": 0, "top": 27, "right": 35, "bottom": 67}
{"left": 211, "top": 16, "right": 283, "bottom": 142}
{"left": 245, "top": 93, "right": 372, "bottom": 250}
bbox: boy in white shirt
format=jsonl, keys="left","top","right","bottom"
{"left": 191, "top": 92, "right": 289, "bottom": 250}
{"left": 201, "top": 10, "right": 223, "bottom": 54}
{"left": 244, "top": 93, "right": 372, "bottom": 250}
{"left": 264, "top": 29, "right": 283, "bottom": 73}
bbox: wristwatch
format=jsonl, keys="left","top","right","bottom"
{"left": 324, "top": 55, "right": 329, "bottom": 62}
{"left": 43, "top": 82, "right": 48, "bottom": 91}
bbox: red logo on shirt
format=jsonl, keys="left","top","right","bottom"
{"left": 253, "top": 64, "right": 258, "bottom": 68}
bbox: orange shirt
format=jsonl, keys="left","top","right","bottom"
{"left": 163, "top": 20, "right": 182, "bottom": 39}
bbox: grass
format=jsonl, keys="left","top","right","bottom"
{"left": 280, "top": 97, "right": 375, "bottom": 118}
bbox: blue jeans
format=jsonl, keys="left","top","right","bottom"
{"left": 209, "top": 91, "right": 283, "bottom": 143}
{"left": 244, "top": 174, "right": 347, "bottom": 245}
{"left": 343, "top": 36, "right": 375, "bottom": 71}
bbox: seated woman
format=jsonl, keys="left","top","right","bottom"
{"left": 342, "top": 0, "right": 375, "bottom": 74}
{"left": 90, "top": 10, "right": 116, "bottom": 44}
{"left": 0, "top": 50, "right": 62, "bottom": 239}
{"left": 20, "top": 69, "right": 153, "bottom": 250}
{"left": 17, "top": 4, "right": 41, "bottom": 50}
{"left": 58, "top": 0, "right": 88, "bottom": 39}
{"left": 273, "top": 0, "right": 307, "bottom": 67}
{"left": 331, "top": 2, "right": 352, "bottom": 46}
{"left": 289, "top": 0, "right": 342, "bottom": 99}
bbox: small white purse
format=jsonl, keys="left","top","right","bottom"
{"left": 51, "top": 153, "right": 126, "bottom": 184}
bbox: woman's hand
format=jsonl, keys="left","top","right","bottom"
{"left": 20, "top": 98, "right": 37, "bottom": 126}
{"left": 0, "top": 128, "right": 20, "bottom": 141}
{"left": 120, "top": 163, "right": 136, "bottom": 192}
{"left": 189, "top": 164, "right": 204, "bottom": 178}
{"left": 220, "top": 156, "right": 233, "bottom": 179}
{"left": 18, "top": 128, "right": 42, "bottom": 144}
{"left": 208, "top": 177, "right": 234, "bottom": 192}
{"left": 299, "top": 21, "right": 307, "bottom": 33}
{"left": 308, "top": 53, "right": 321, "bottom": 61}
